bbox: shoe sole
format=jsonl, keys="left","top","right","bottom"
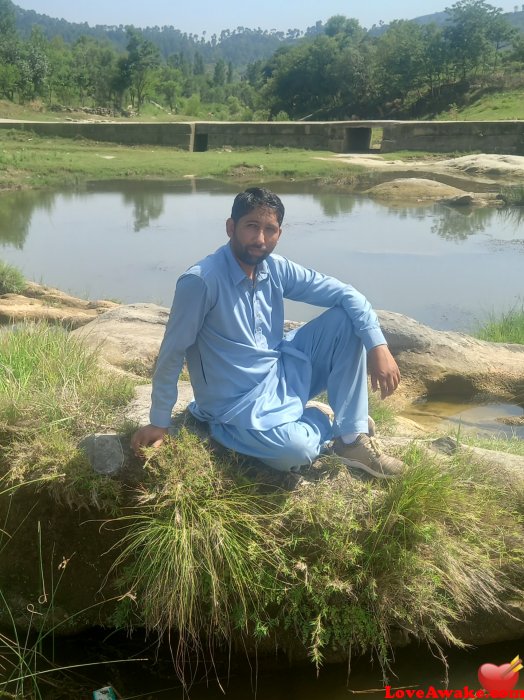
{"left": 333, "top": 454, "right": 398, "bottom": 479}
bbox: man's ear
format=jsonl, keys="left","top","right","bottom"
{"left": 226, "top": 218, "right": 234, "bottom": 238}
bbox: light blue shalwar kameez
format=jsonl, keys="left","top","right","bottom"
{"left": 150, "top": 243, "right": 387, "bottom": 471}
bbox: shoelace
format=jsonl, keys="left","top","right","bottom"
{"left": 365, "top": 436, "right": 383, "bottom": 457}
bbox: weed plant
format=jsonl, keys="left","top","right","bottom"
{"left": 0, "top": 260, "right": 26, "bottom": 295}
{"left": 501, "top": 184, "right": 524, "bottom": 206}
{"left": 475, "top": 305, "right": 524, "bottom": 344}
{"left": 111, "top": 431, "right": 524, "bottom": 683}
{"left": 0, "top": 322, "right": 135, "bottom": 509}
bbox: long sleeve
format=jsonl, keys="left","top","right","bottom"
{"left": 149, "top": 274, "right": 211, "bottom": 428}
{"left": 277, "top": 257, "right": 387, "bottom": 351}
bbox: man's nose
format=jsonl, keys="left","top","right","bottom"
{"left": 253, "top": 227, "right": 265, "bottom": 243}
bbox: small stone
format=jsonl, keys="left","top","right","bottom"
{"left": 79, "top": 433, "right": 124, "bottom": 475}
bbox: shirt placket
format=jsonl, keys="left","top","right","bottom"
{"left": 252, "top": 274, "right": 265, "bottom": 347}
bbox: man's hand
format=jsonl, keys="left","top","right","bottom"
{"left": 367, "top": 344, "right": 401, "bottom": 399}
{"left": 131, "top": 424, "right": 169, "bottom": 458}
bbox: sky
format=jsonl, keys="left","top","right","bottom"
{"left": 13, "top": 0, "right": 522, "bottom": 36}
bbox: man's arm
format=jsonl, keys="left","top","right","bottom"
{"left": 280, "top": 258, "right": 385, "bottom": 347}
{"left": 279, "top": 257, "right": 400, "bottom": 396}
{"left": 131, "top": 274, "right": 211, "bottom": 456}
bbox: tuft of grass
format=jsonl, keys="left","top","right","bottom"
{"left": 109, "top": 430, "right": 287, "bottom": 680}
{"left": 0, "top": 259, "right": 26, "bottom": 295}
{"left": 501, "top": 185, "right": 524, "bottom": 206}
{"left": 368, "top": 390, "right": 396, "bottom": 434}
{"left": 110, "top": 432, "right": 524, "bottom": 682}
{"left": 475, "top": 305, "right": 524, "bottom": 344}
{"left": 0, "top": 322, "right": 136, "bottom": 510}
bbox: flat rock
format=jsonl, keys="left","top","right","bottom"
{"left": 365, "top": 178, "right": 464, "bottom": 201}
{"left": 0, "top": 282, "right": 117, "bottom": 328}
{"left": 376, "top": 310, "right": 524, "bottom": 404}
{"left": 71, "top": 303, "right": 169, "bottom": 371}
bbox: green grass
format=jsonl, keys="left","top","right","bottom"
{"left": 437, "top": 90, "right": 524, "bottom": 121}
{"left": 0, "top": 259, "right": 26, "bottom": 295}
{"left": 501, "top": 184, "right": 524, "bottom": 206}
{"left": 0, "top": 322, "right": 136, "bottom": 509}
{"left": 109, "top": 430, "right": 524, "bottom": 682}
{"left": 475, "top": 305, "right": 524, "bottom": 344}
{"left": 0, "top": 128, "right": 363, "bottom": 191}
{"left": 461, "top": 434, "right": 524, "bottom": 456}
{"left": 109, "top": 430, "right": 287, "bottom": 679}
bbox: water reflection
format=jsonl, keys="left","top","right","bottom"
{"left": 0, "top": 190, "right": 55, "bottom": 248}
{"left": 122, "top": 191, "right": 165, "bottom": 232}
{"left": 430, "top": 206, "right": 493, "bottom": 241}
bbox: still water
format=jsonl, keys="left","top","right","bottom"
{"left": 0, "top": 179, "right": 523, "bottom": 331}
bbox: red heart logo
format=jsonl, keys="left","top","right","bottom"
{"left": 478, "top": 663, "right": 520, "bottom": 694}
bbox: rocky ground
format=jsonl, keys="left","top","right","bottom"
{"left": 319, "top": 153, "right": 524, "bottom": 201}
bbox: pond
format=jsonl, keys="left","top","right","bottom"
{"left": 0, "top": 179, "right": 523, "bottom": 332}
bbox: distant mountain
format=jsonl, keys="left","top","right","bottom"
{"left": 369, "top": 8, "right": 524, "bottom": 35}
{"left": 10, "top": 1, "right": 524, "bottom": 68}
{"left": 11, "top": 2, "right": 299, "bottom": 68}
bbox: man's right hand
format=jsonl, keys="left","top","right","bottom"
{"left": 131, "top": 424, "right": 169, "bottom": 458}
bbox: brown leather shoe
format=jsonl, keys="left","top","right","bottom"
{"left": 333, "top": 434, "right": 404, "bottom": 479}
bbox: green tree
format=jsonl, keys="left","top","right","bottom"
{"left": 212, "top": 58, "right": 226, "bottom": 86}
{"left": 124, "top": 27, "right": 161, "bottom": 111}
{"left": 444, "top": 0, "right": 513, "bottom": 79}
{"left": 374, "top": 21, "right": 426, "bottom": 104}
{"left": 262, "top": 36, "right": 341, "bottom": 118}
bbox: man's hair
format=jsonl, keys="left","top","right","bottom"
{"left": 231, "top": 187, "right": 285, "bottom": 225}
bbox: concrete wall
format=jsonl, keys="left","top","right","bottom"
{"left": 0, "top": 121, "right": 193, "bottom": 148}
{"left": 381, "top": 120, "right": 524, "bottom": 155}
{"left": 193, "top": 121, "right": 352, "bottom": 152}
{"left": 1, "top": 118, "right": 524, "bottom": 155}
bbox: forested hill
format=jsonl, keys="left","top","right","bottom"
{"left": 12, "top": 0, "right": 524, "bottom": 63}
{"left": 370, "top": 8, "right": 524, "bottom": 34}
{"left": 11, "top": 2, "right": 313, "bottom": 68}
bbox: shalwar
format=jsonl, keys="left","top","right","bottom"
{"left": 150, "top": 242, "right": 387, "bottom": 471}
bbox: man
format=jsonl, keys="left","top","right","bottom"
{"left": 132, "top": 187, "right": 403, "bottom": 477}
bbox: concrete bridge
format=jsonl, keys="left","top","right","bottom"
{"left": 0, "top": 118, "right": 523, "bottom": 154}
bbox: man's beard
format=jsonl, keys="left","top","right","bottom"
{"left": 235, "top": 247, "right": 270, "bottom": 266}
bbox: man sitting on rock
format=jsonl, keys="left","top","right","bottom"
{"left": 132, "top": 187, "right": 403, "bottom": 477}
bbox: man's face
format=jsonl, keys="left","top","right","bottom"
{"left": 226, "top": 206, "right": 282, "bottom": 269}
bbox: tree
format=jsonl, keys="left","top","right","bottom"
{"left": 124, "top": 27, "right": 161, "bottom": 111}
{"left": 444, "top": 0, "right": 514, "bottom": 79}
{"left": 374, "top": 21, "right": 426, "bottom": 103}
{"left": 261, "top": 36, "right": 341, "bottom": 118}
{"left": 213, "top": 58, "right": 226, "bottom": 86}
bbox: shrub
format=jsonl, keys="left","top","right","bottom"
{"left": 0, "top": 259, "right": 25, "bottom": 294}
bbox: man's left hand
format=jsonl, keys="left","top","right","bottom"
{"left": 367, "top": 344, "right": 401, "bottom": 399}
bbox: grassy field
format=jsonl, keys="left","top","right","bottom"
{"left": 437, "top": 89, "right": 524, "bottom": 120}
{"left": 0, "top": 128, "right": 363, "bottom": 191}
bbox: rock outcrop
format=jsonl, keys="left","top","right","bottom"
{"left": 0, "top": 282, "right": 117, "bottom": 328}
{"left": 71, "top": 303, "right": 169, "bottom": 373}
{"left": 364, "top": 178, "right": 505, "bottom": 206}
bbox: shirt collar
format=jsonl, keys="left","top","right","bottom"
{"left": 224, "top": 242, "right": 269, "bottom": 286}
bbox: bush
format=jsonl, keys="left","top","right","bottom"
{"left": 475, "top": 305, "right": 524, "bottom": 344}
{"left": 0, "top": 260, "right": 25, "bottom": 294}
